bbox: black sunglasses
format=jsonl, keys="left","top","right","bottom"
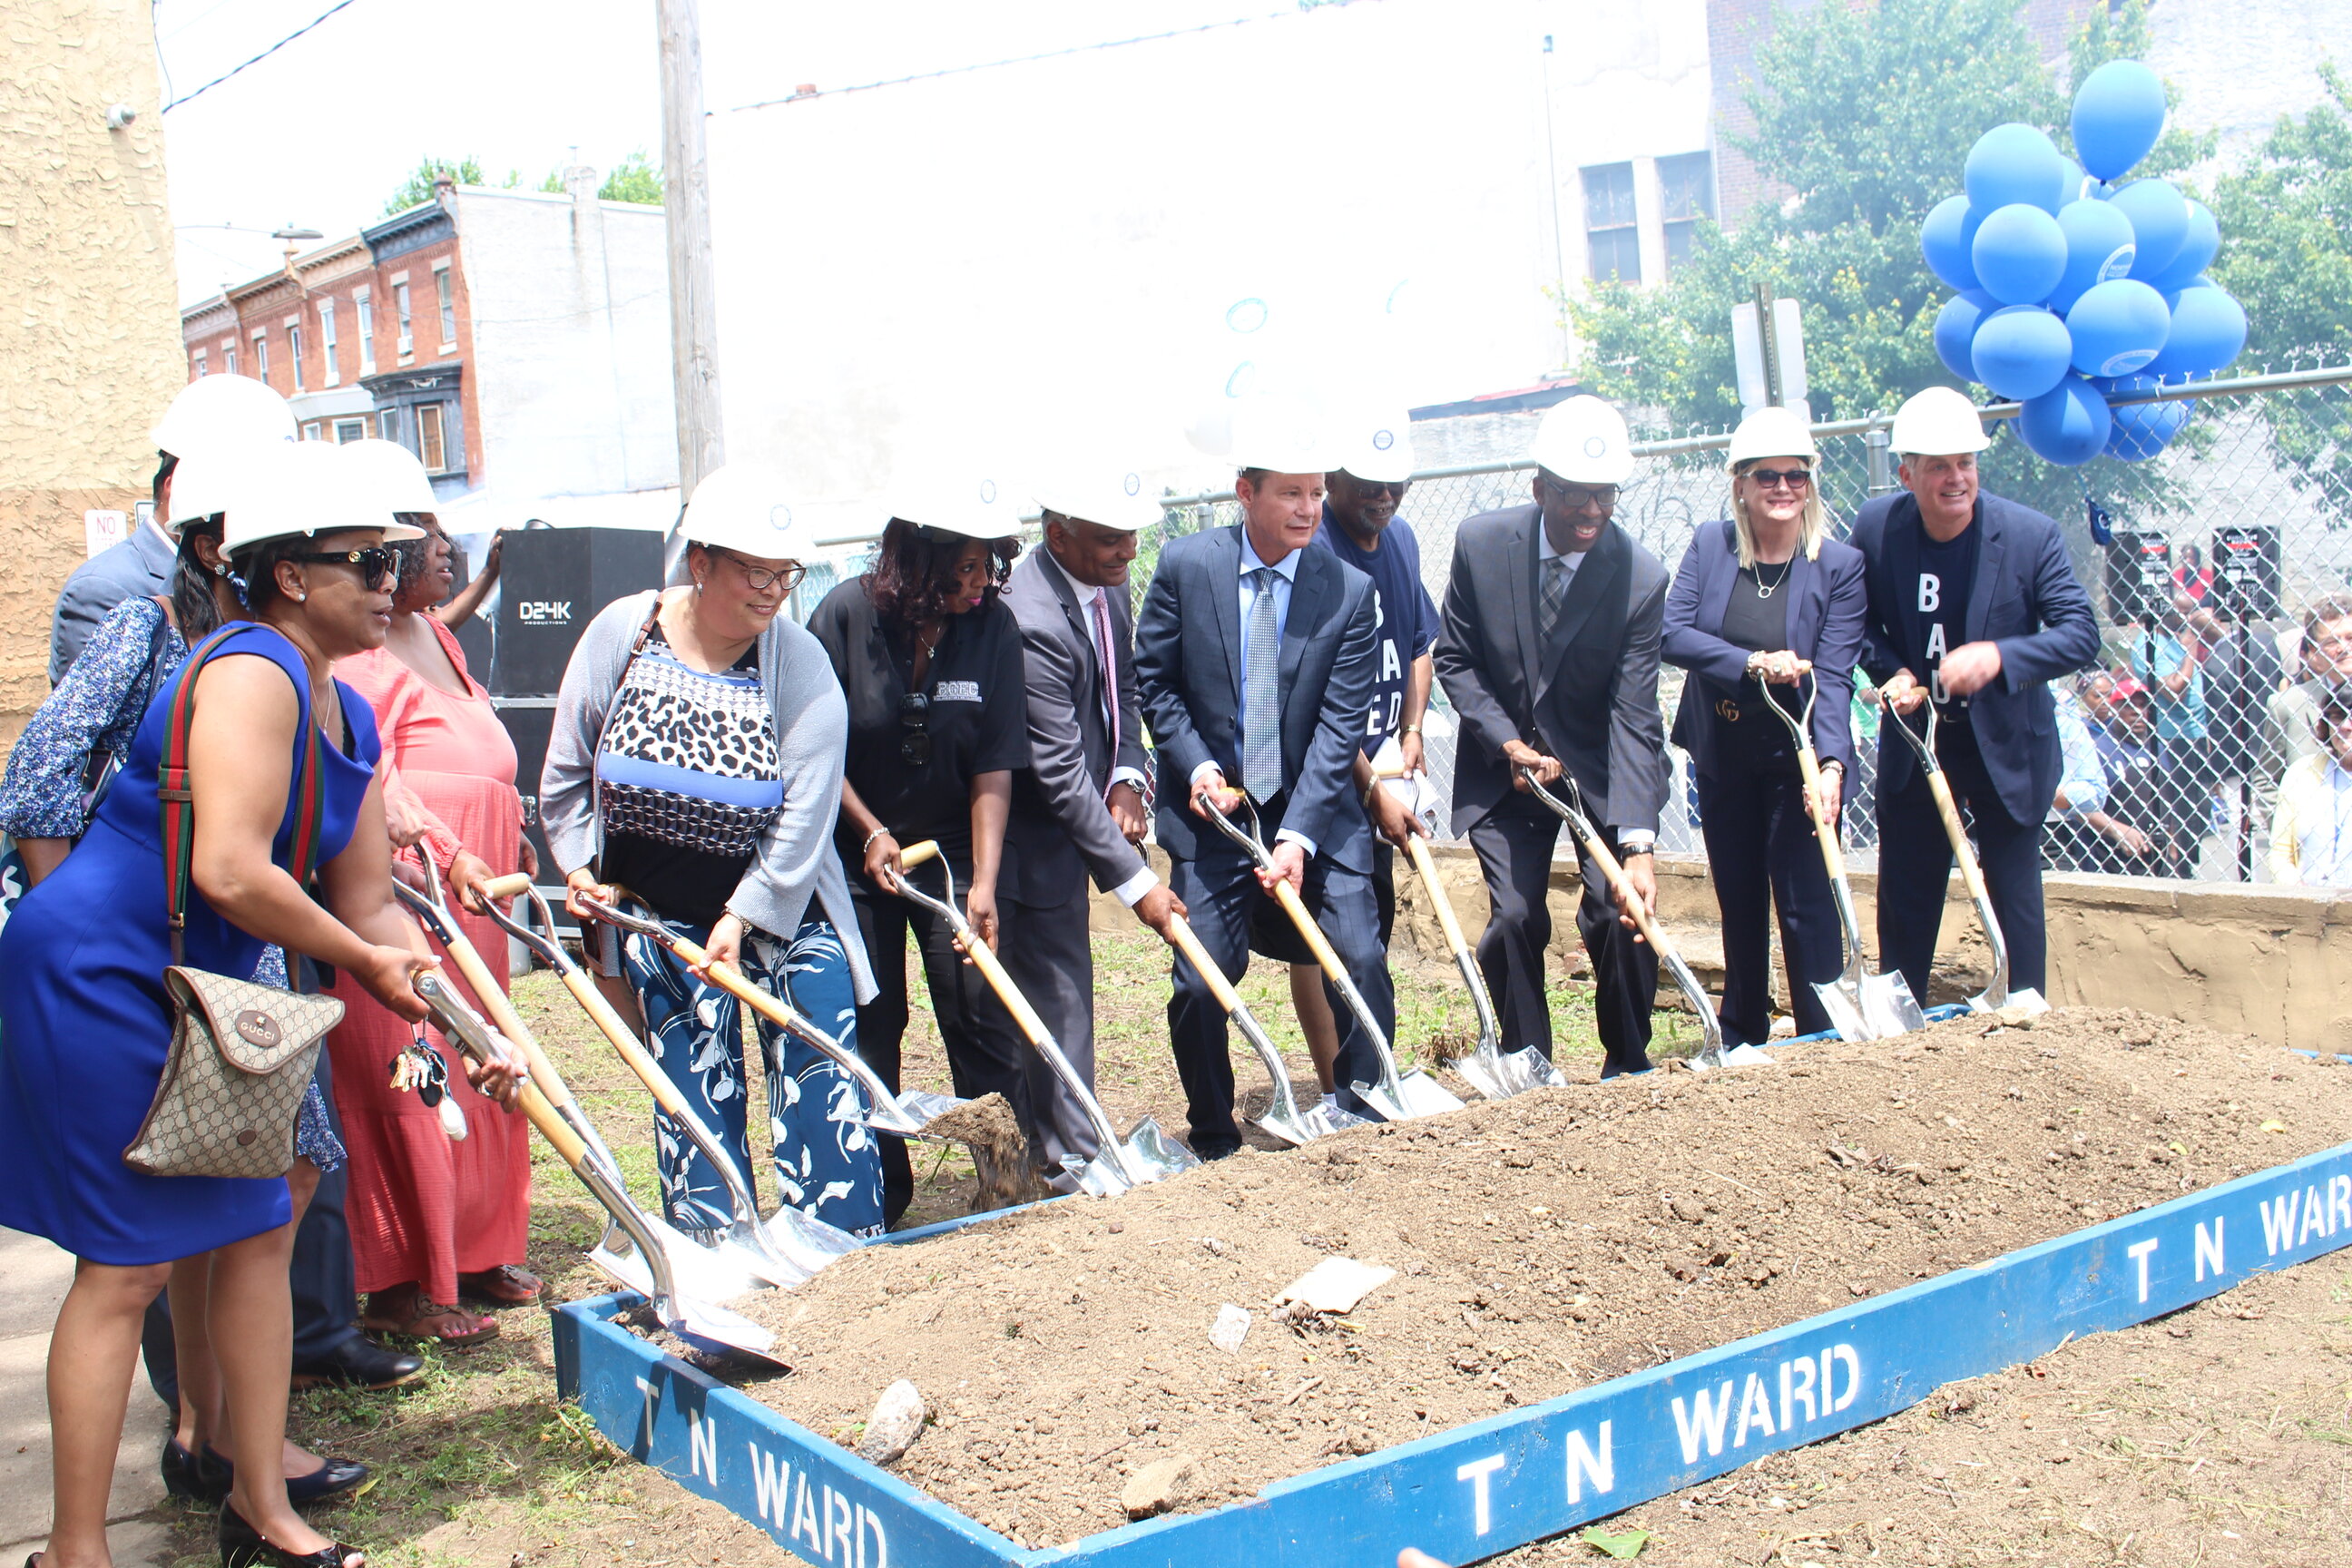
{"left": 291, "top": 546, "right": 398, "bottom": 591}
{"left": 1746, "top": 466, "right": 1814, "bottom": 491}
{"left": 899, "top": 691, "right": 930, "bottom": 767}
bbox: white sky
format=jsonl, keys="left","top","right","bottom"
{"left": 158, "top": 0, "right": 1285, "bottom": 306}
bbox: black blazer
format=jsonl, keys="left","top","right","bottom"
{"left": 1851, "top": 490, "right": 2100, "bottom": 824}
{"left": 1001, "top": 549, "right": 1150, "bottom": 907}
{"left": 1661, "top": 520, "right": 1867, "bottom": 778}
{"left": 1434, "top": 506, "right": 1670, "bottom": 836}
{"left": 1133, "top": 525, "right": 1379, "bottom": 872}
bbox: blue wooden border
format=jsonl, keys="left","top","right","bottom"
{"left": 554, "top": 1138, "right": 2352, "bottom": 1568}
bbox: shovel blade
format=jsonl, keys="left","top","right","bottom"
{"left": 1862, "top": 973, "right": 1929, "bottom": 1037}
{"left": 760, "top": 1205, "right": 866, "bottom": 1275}
{"left": 846, "top": 1088, "right": 968, "bottom": 1139}
{"left": 665, "top": 1296, "right": 785, "bottom": 1367}
{"left": 1348, "top": 1066, "right": 1464, "bottom": 1122}
{"left": 1064, "top": 1115, "right": 1202, "bottom": 1196}
{"left": 1455, "top": 1042, "right": 1568, "bottom": 1101}
{"left": 1689, "top": 1043, "right": 1780, "bottom": 1072}
{"left": 589, "top": 1215, "right": 775, "bottom": 1305}
{"left": 1251, "top": 1099, "right": 1370, "bottom": 1147}
{"left": 1812, "top": 977, "right": 1873, "bottom": 1042}
{"left": 1968, "top": 985, "right": 2049, "bottom": 1017}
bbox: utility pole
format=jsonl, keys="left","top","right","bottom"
{"left": 657, "top": 0, "right": 723, "bottom": 497}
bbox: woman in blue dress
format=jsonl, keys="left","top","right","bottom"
{"left": 0, "top": 446, "right": 496, "bottom": 1568}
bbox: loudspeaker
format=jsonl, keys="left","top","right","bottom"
{"left": 491, "top": 528, "right": 662, "bottom": 696}
{"left": 2103, "top": 531, "right": 2172, "bottom": 625}
{"left": 2211, "top": 524, "right": 2282, "bottom": 622}
{"left": 495, "top": 700, "right": 559, "bottom": 891}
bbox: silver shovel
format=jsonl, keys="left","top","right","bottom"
{"left": 889, "top": 842, "right": 1200, "bottom": 1196}
{"left": 1198, "top": 797, "right": 1465, "bottom": 1120}
{"left": 478, "top": 875, "right": 859, "bottom": 1282}
{"left": 1757, "top": 679, "right": 1927, "bottom": 1042}
{"left": 1517, "top": 770, "right": 1770, "bottom": 1071}
{"left": 411, "top": 972, "right": 783, "bottom": 1366}
{"left": 1156, "top": 910, "right": 1366, "bottom": 1146}
{"left": 1872, "top": 693, "right": 2050, "bottom": 1016}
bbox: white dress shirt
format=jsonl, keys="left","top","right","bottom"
{"left": 1191, "top": 534, "right": 1316, "bottom": 857}
{"left": 1044, "top": 547, "right": 1157, "bottom": 905}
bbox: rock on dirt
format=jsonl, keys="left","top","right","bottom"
{"left": 1122, "top": 1454, "right": 1200, "bottom": 1519}
{"left": 856, "top": 1379, "right": 927, "bottom": 1465}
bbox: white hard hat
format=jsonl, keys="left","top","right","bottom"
{"left": 220, "top": 441, "right": 422, "bottom": 555}
{"left": 1527, "top": 395, "right": 1634, "bottom": 485}
{"left": 1889, "top": 387, "right": 1991, "bottom": 456}
{"left": 1334, "top": 410, "right": 1417, "bottom": 485}
{"left": 1033, "top": 474, "right": 1160, "bottom": 534}
{"left": 338, "top": 438, "right": 440, "bottom": 514}
{"left": 680, "top": 464, "right": 821, "bottom": 558}
{"left": 163, "top": 439, "right": 285, "bottom": 536}
{"left": 1725, "top": 406, "right": 1820, "bottom": 469}
{"left": 888, "top": 476, "right": 1025, "bottom": 540}
{"left": 152, "top": 374, "right": 297, "bottom": 458}
{"left": 1227, "top": 397, "right": 1343, "bottom": 477}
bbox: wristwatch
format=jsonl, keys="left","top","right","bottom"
{"left": 1402, "top": 723, "right": 1423, "bottom": 736}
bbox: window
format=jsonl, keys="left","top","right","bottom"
{"left": 435, "top": 266, "right": 456, "bottom": 347}
{"left": 1659, "top": 152, "right": 1716, "bottom": 275}
{"left": 334, "top": 418, "right": 367, "bottom": 444}
{"left": 302, "top": 421, "right": 322, "bottom": 442}
{"left": 251, "top": 331, "right": 269, "bottom": 382}
{"left": 377, "top": 407, "right": 398, "bottom": 443}
{"left": 289, "top": 324, "right": 306, "bottom": 391}
{"left": 318, "top": 300, "right": 338, "bottom": 387}
{"left": 355, "top": 291, "right": 376, "bottom": 375}
{"left": 1583, "top": 162, "right": 1640, "bottom": 284}
{"left": 193, "top": 348, "right": 208, "bottom": 377}
{"left": 394, "top": 282, "right": 412, "bottom": 356}
{"left": 223, "top": 347, "right": 238, "bottom": 376}
{"left": 418, "top": 403, "right": 447, "bottom": 471}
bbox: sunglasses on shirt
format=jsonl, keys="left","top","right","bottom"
{"left": 899, "top": 691, "right": 930, "bottom": 767}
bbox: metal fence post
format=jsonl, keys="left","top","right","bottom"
{"left": 1865, "top": 426, "right": 1895, "bottom": 498}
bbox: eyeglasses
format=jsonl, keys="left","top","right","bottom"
{"left": 1746, "top": 467, "right": 1814, "bottom": 491}
{"left": 1551, "top": 483, "right": 1619, "bottom": 512}
{"left": 710, "top": 547, "right": 808, "bottom": 595}
{"left": 899, "top": 691, "right": 930, "bottom": 767}
{"left": 291, "top": 546, "right": 397, "bottom": 591}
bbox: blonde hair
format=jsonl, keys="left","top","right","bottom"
{"left": 1728, "top": 456, "right": 1827, "bottom": 570}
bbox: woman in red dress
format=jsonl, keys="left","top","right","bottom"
{"left": 328, "top": 444, "right": 534, "bottom": 1344}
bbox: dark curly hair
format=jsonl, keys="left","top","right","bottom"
{"left": 862, "top": 518, "right": 1014, "bottom": 628}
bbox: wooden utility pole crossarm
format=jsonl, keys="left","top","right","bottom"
{"left": 657, "top": 0, "right": 724, "bottom": 496}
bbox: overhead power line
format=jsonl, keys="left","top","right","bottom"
{"left": 162, "top": 0, "right": 362, "bottom": 113}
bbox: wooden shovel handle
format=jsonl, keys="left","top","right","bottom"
{"left": 959, "top": 936, "right": 1055, "bottom": 1050}
{"left": 481, "top": 872, "right": 533, "bottom": 899}
{"left": 899, "top": 839, "right": 941, "bottom": 868}
{"left": 1403, "top": 838, "right": 1472, "bottom": 960}
{"left": 429, "top": 916, "right": 583, "bottom": 1119}
{"left": 1791, "top": 744, "right": 1849, "bottom": 884}
{"left": 557, "top": 969, "right": 701, "bottom": 1125}
{"left": 1926, "top": 771, "right": 1990, "bottom": 904}
{"left": 1576, "top": 828, "right": 1668, "bottom": 952}
{"left": 1270, "top": 879, "right": 1349, "bottom": 985}
{"left": 1162, "top": 913, "right": 1245, "bottom": 1014}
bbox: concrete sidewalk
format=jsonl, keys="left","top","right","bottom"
{"left": 0, "top": 1228, "right": 173, "bottom": 1566}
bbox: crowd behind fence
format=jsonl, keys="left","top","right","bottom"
{"left": 1151, "top": 361, "right": 2352, "bottom": 887}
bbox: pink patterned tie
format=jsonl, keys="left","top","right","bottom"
{"left": 1091, "top": 590, "right": 1121, "bottom": 794}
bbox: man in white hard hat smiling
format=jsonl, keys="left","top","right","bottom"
{"left": 1853, "top": 386, "right": 2097, "bottom": 1006}
{"left": 1435, "top": 394, "right": 1671, "bottom": 1077}
{"left": 1135, "top": 409, "right": 1389, "bottom": 1150}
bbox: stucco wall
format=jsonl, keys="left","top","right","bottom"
{"left": 0, "top": 0, "right": 182, "bottom": 733}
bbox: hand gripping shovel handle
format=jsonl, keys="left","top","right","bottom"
{"left": 1758, "top": 675, "right": 1851, "bottom": 885}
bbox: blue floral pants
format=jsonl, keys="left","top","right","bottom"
{"left": 616, "top": 905, "right": 886, "bottom": 1238}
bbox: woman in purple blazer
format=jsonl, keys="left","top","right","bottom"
{"left": 1662, "top": 408, "right": 1867, "bottom": 1044}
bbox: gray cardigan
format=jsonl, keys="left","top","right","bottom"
{"left": 541, "top": 589, "right": 876, "bottom": 1003}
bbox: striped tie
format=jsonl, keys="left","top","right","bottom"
{"left": 1242, "top": 567, "right": 1282, "bottom": 801}
{"left": 1090, "top": 590, "right": 1120, "bottom": 789}
{"left": 1541, "top": 555, "right": 1572, "bottom": 643}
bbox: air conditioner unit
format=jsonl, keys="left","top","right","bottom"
{"left": 397, "top": 334, "right": 413, "bottom": 355}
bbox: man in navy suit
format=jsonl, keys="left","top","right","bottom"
{"left": 1134, "top": 424, "right": 1384, "bottom": 1152}
{"left": 1853, "top": 387, "right": 2100, "bottom": 1004}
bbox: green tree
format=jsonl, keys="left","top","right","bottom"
{"left": 383, "top": 156, "right": 486, "bottom": 215}
{"left": 534, "top": 152, "right": 666, "bottom": 204}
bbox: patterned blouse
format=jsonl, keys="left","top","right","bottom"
{"left": 0, "top": 595, "right": 183, "bottom": 840}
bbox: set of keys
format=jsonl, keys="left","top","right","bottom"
{"left": 390, "top": 1024, "right": 471, "bottom": 1141}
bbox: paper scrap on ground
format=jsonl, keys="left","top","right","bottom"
{"left": 1210, "top": 1303, "right": 1252, "bottom": 1354}
{"left": 1279, "top": 1257, "right": 1397, "bottom": 1315}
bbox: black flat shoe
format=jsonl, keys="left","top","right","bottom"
{"left": 164, "top": 1436, "right": 232, "bottom": 1504}
{"left": 198, "top": 1446, "right": 374, "bottom": 1504}
{"left": 219, "top": 1501, "right": 363, "bottom": 1568}
{"left": 290, "top": 1336, "right": 423, "bottom": 1391}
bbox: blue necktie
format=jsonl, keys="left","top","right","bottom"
{"left": 1242, "top": 567, "right": 1282, "bottom": 801}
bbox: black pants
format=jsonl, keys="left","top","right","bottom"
{"left": 1467, "top": 791, "right": 1657, "bottom": 1076}
{"left": 1695, "top": 764, "right": 1842, "bottom": 1044}
{"left": 142, "top": 1053, "right": 359, "bottom": 1406}
{"left": 1875, "top": 723, "right": 2047, "bottom": 1006}
{"left": 1169, "top": 843, "right": 1391, "bottom": 1147}
{"left": 848, "top": 856, "right": 1037, "bottom": 1224}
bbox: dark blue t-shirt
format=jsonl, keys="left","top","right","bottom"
{"left": 1313, "top": 507, "right": 1441, "bottom": 758}
{"left": 1911, "top": 522, "right": 1981, "bottom": 725}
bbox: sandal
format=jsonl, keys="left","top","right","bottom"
{"left": 456, "top": 1264, "right": 544, "bottom": 1307}
{"left": 360, "top": 1287, "right": 498, "bottom": 1348}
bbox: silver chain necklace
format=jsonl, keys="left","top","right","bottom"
{"left": 1753, "top": 557, "right": 1794, "bottom": 600}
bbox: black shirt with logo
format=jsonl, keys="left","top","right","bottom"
{"left": 808, "top": 577, "right": 1030, "bottom": 866}
{"left": 1910, "top": 523, "right": 1982, "bottom": 725}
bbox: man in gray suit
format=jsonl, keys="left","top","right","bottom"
{"left": 1000, "top": 482, "right": 1188, "bottom": 1181}
{"left": 1135, "top": 426, "right": 1385, "bottom": 1150}
{"left": 1435, "top": 395, "right": 1669, "bottom": 1078}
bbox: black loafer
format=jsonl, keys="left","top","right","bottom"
{"left": 218, "top": 1500, "right": 363, "bottom": 1568}
{"left": 290, "top": 1336, "right": 424, "bottom": 1391}
{"left": 197, "top": 1446, "right": 373, "bottom": 1505}
{"left": 164, "top": 1436, "right": 232, "bottom": 1504}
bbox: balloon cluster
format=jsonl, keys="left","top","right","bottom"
{"left": 1918, "top": 61, "right": 2243, "bottom": 466}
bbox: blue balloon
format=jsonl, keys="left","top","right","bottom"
{"left": 1972, "top": 202, "right": 2069, "bottom": 305}
{"left": 2018, "top": 375, "right": 2114, "bottom": 466}
{"left": 2146, "top": 283, "right": 2248, "bottom": 377}
{"left": 1921, "top": 195, "right": 1984, "bottom": 291}
{"left": 2148, "top": 200, "right": 2220, "bottom": 292}
{"left": 1972, "top": 305, "right": 2074, "bottom": 400}
{"left": 2102, "top": 375, "right": 2190, "bottom": 460}
{"left": 2110, "top": 178, "right": 2190, "bottom": 280}
{"left": 2048, "top": 198, "right": 2138, "bottom": 312}
{"left": 1965, "top": 123, "right": 2069, "bottom": 215}
{"left": 2065, "top": 279, "right": 2171, "bottom": 377}
{"left": 2072, "top": 60, "right": 2168, "bottom": 182}
{"left": 1935, "top": 290, "right": 1997, "bottom": 380}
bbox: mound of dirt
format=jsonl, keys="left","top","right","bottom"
{"left": 653, "top": 1008, "right": 2347, "bottom": 1552}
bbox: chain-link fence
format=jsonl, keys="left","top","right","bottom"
{"left": 1154, "top": 361, "right": 2352, "bottom": 887}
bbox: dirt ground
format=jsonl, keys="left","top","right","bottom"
{"left": 134, "top": 929, "right": 2351, "bottom": 1568}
